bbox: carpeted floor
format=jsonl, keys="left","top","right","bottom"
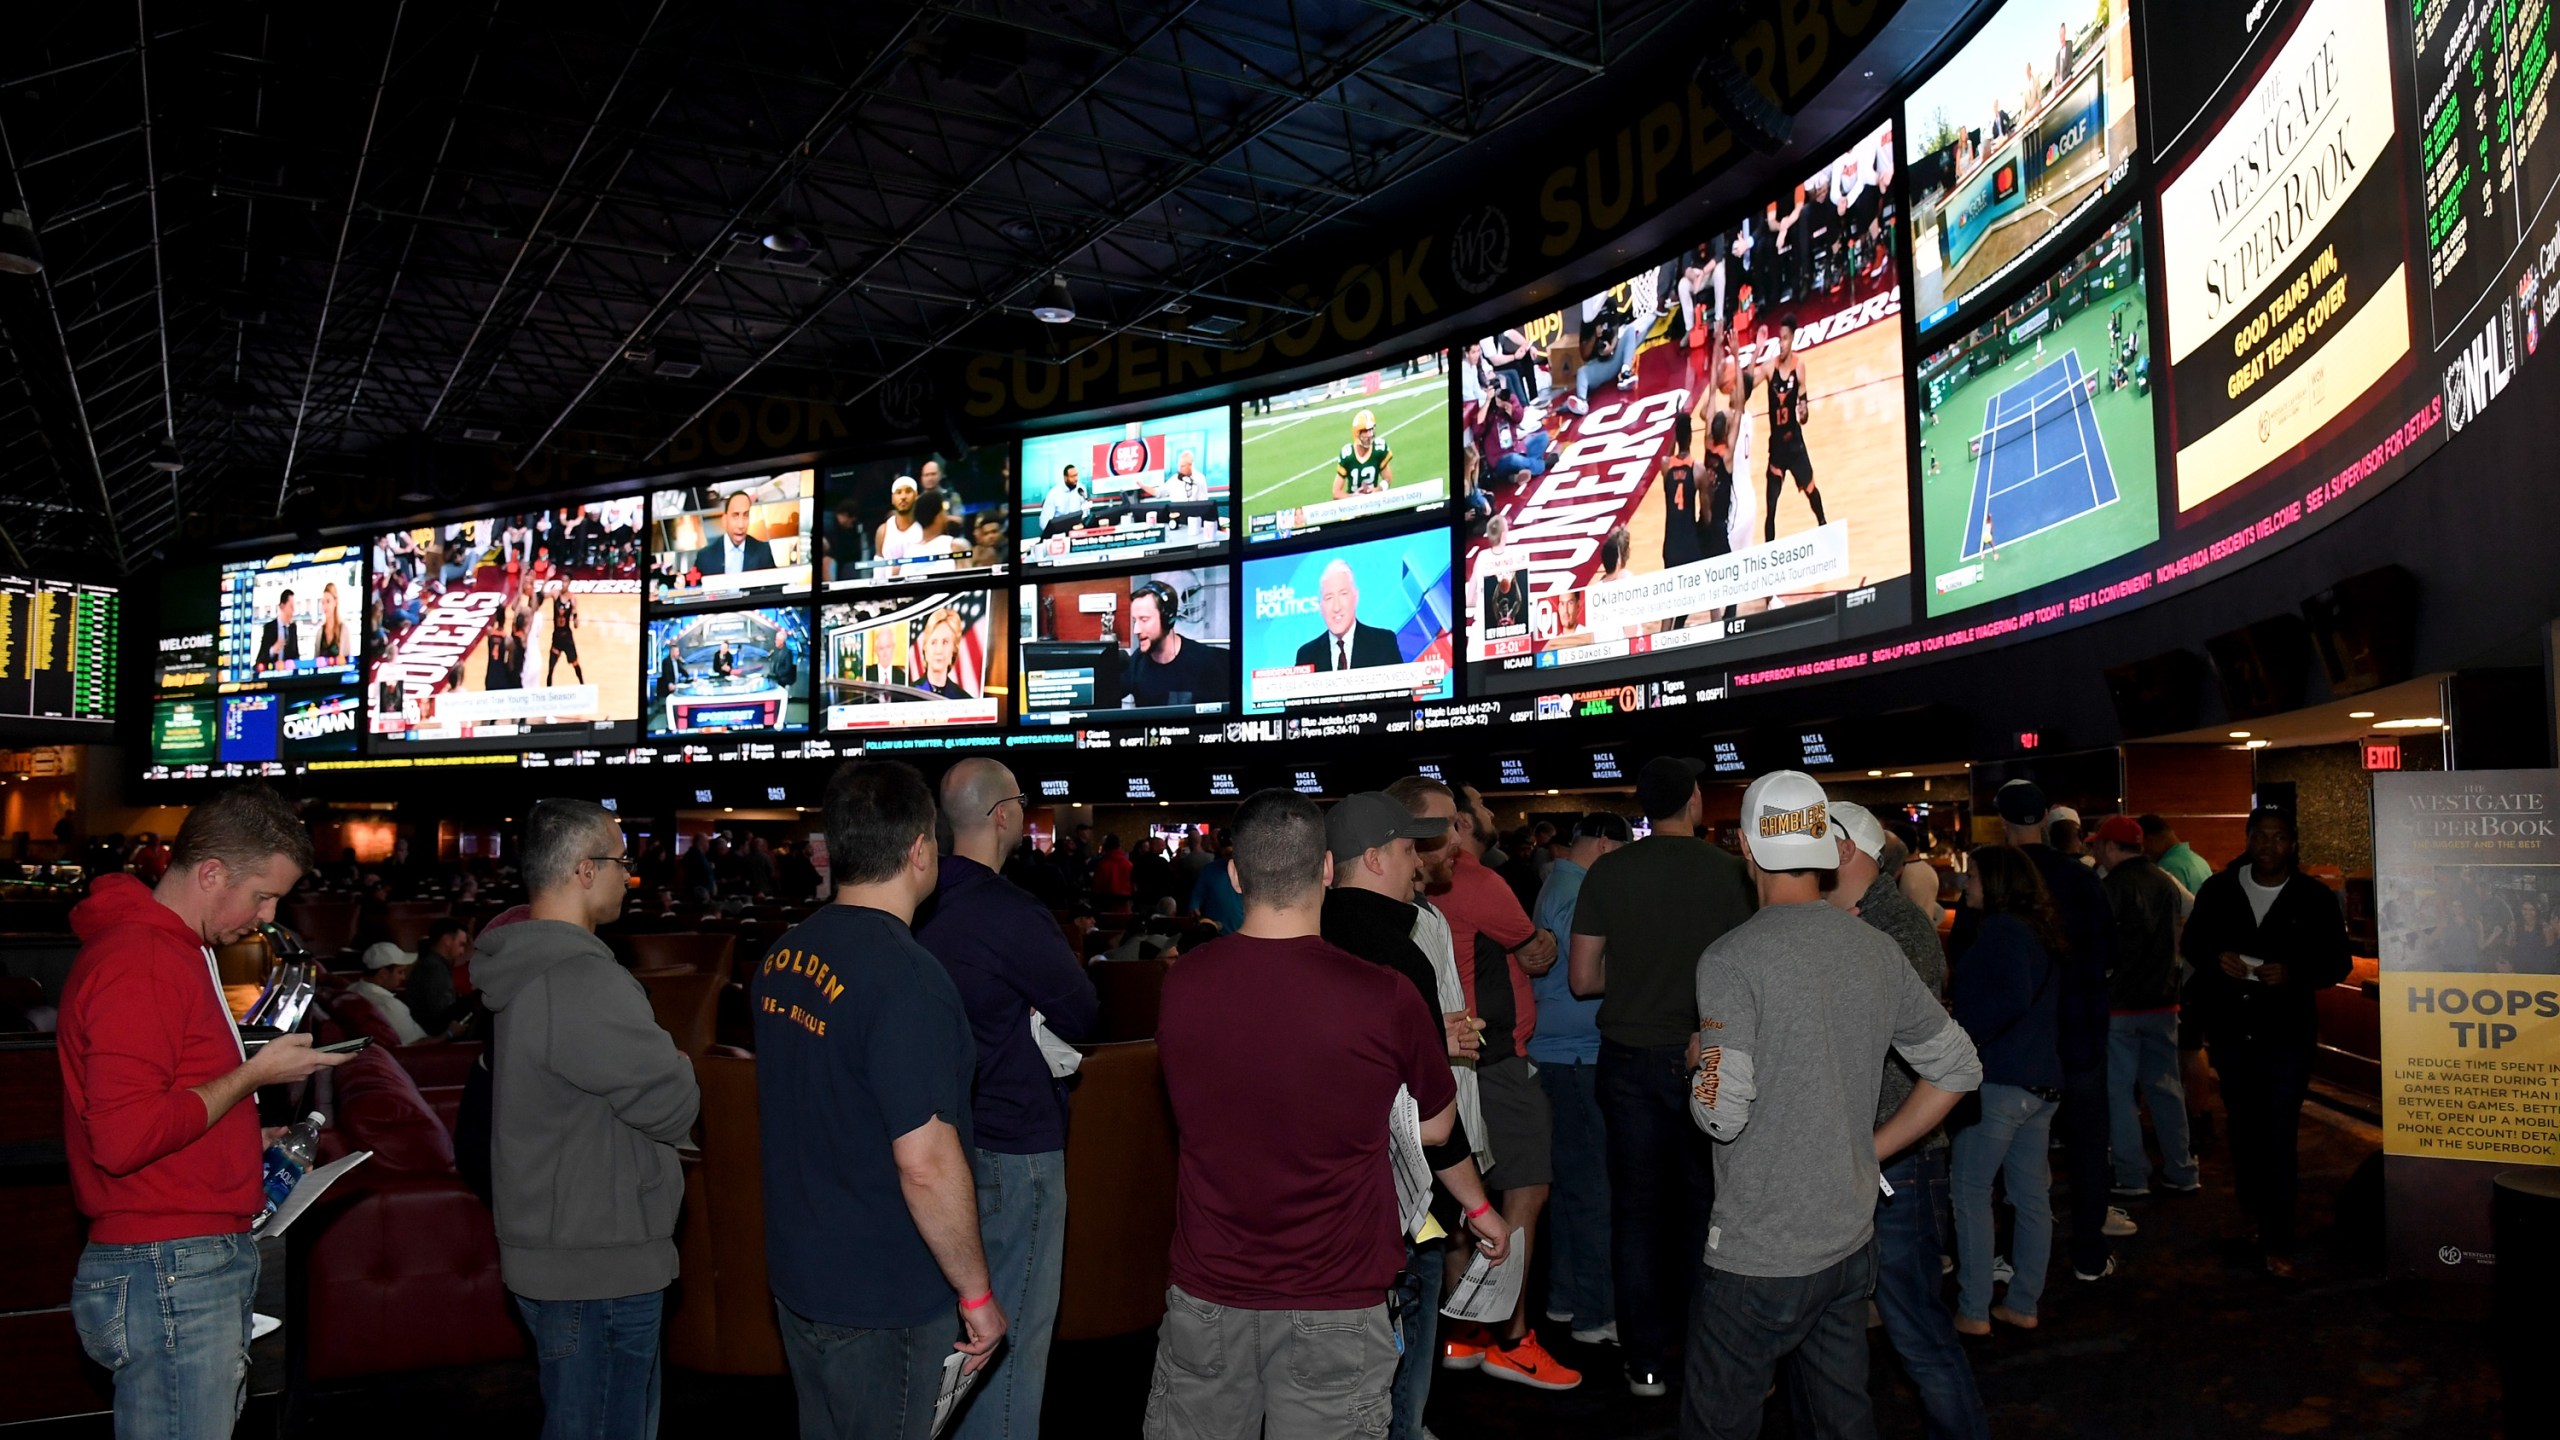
{"left": 36, "top": 1089, "right": 2497, "bottom": 1439}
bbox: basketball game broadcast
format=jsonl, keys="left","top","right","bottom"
{"left": 1462, "top": 119, "right": 1914, "bottom": 695}
{"left": 364, "top": 502, "right": 646, "bottom": 752}
{"left": 1916, "top": 207, "right": 2159, "bottom": 616}
{"left": 1239, "top": 348, "right": 1451, "bottom": 545}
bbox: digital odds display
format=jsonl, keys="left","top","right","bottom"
{"left": 1239, "top": 349, "right": 1452, "bottom": 545}
{"left": 364, "top": 502, "right": 647, "bottom": 752}
{"left": 1017, "top": 406, "right": 1232, "bottom": 572}
{"left": 1241, "top": 526, "right": 1452, "bottom": 715}
{"left": 647, "top": 469, "right": 817, "bottom": 608}
{"left": 1463, "top": 119, "right": 1913, "bottom": 695}
{"left": 821, "top": 449, "right": 1014, "bottom": 591}
{"left": 1903, "top": 0, "right": 2141, "bottom": 332}
{"left": 1917, "top": 207, "right": 2160, "bottom": 616}
{"left": 645, "top": 604, "right": 813, "bottom": 737}
{"left": 818, "top": 588, "right": 1009, "bottom": 731}
{"left": 218, "top": 548, "right": 362, "bottom": 687}
{"left": 1018, "top": 568, "right": 1233, "bottom": 726}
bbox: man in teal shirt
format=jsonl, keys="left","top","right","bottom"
{"left": 1529, "top": 811, "right": 1631, "bottom": 1343}
{"left": 2139, "top": 814, "right": 2213, "bottom": 894}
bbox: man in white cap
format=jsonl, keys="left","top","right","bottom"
{"left": 352, "top": 941, "right": 430, "bottom": 1045}
{"left": 1683, "top": 771, "right": 1982, "bottom": 1440}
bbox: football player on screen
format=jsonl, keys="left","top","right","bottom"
{"left": 1333, "top": 409, "right": 1394, "bottom": 498}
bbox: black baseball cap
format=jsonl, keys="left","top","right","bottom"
{"left": 1994, "top": 778, "right": 2048, "bottom": 826}
{"left": 1573, "top": 811, "right": 1635, "bottom": 843}
{"left": 1326, "top": 791, "right": 1449, "bottom": 861}
{"left": 1635, "top": 756, "right": 1706, "bottom": 820}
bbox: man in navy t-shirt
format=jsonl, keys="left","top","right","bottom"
{"left": 756, "top": 761, "right": 1007, "bottom": 1439}
{"left": 1147, "top": 790, "right": 1460, "bottom": 1439}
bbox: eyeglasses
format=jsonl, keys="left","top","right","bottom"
{"left": 987, "top": 794, "right": 1029, "bottom": 817}
{"left": 589, "top": 854, "right": 633, "bottom": 871}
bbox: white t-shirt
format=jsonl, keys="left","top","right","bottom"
{"left": 2238, "top": 870, "right": 2285, "bottom": 927}
{"left": 878, "top": 514, "right": 928, "bottom": 561}
{"left": 350, "top": 979, "right": 428, "bottom": 1045}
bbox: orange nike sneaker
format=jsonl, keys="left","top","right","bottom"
{"left": 1480, "top": 1332, "right": 1583, "bottom": 1391}
{"left": 1440, "top": 1325, "right": 1491, "bottom": 1371}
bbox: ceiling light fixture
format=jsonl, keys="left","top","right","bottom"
{"left": 759, "top": 223, "right": 814, "bottom": 256}
{"left": 2245, "top": 739, "right": 2271, "bottom": 749}
{"left": 2349, "top": 710, "right": 2377, "bottom": 719}
{"left": 2229, "top": 730, "right": 2251, "bottom": 739}
{"left": 2373, "top": 716, "right": 2444, "bottom": 729}
{"left": 1031, "top": 272, "right": 1076, "bottom": 324}
{"left": 1893, "top": 771, "right": 1915, "bottom": 779}
{"left": 148, "top": 442, "right": 184, "bottom": 473}
{"left": 0, "top": 210, "right": 42, "bottom": 276}
{"left": 1867, "top": 770, "right": 1883, "bottom": 777}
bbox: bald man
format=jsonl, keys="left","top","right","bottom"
{"left": 914, "top": 758, "right": 1099, "bottom": 1439}
{"left": 1294, "top": 560, "right": 1405, "bottom": 672}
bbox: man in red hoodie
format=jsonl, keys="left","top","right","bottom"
{"left": 59, "top": 785, "right": 351, "bottom": 1438}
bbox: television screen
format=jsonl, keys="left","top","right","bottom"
{"left": 1916, "top": 207, "right": 2160, "bottom": 615}
{"left": 152, "top": 697, "right": 217, "bottom": 767}
{"left": 1463, "top": 120, "right": 1913, "bottom": 695}
{"left": 818, "top": 588, "right": 1010, "bottom": 731}
{"left": 1240, "top": 350, "right": 1452, "bottom": 544}
{"left": 1903, "top": 0, "right": 2140, "bottom": 332}
{"left": 820, "top": 448, "right": 1015, "bottom": 590}
{"left": 218, "top": 693, "right": 281, "bottom": 765}
{"left": 219, "top": 548, "right": 363, "bottom": 687}
{"left": 278, "top": 691, "right": 363, "bottom": 758}
{"left": 365, "top": 502, "right": 647, "bottom": 752}
{"left": 645, "top": 605, "right": 813, "bottom": 737}
{"left": 647, "top": 469, "right": 816, "bottom": 608}
{"left": 0, "top": 576, "right": 120, "bottom": 723}
{"left": 1017, "top": 406, "right": 1231, "bottom": 572}
{"left": 1018, "top": 567, "right": 1233, "bottom": 726}
{"left": 1241, "top": 526, "right": 1452, "bottom": 715}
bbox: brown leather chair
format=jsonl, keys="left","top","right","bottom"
{"left": 639, "top": 968, "right": 725, "bottom": 1057}
{"left": 630, "top": 931, "right": 737, "bottom": 977}
{"left": 1056, "top": 1040, "right": 1177, "bottom": 1341}
{"left": 279, "top": 896, "right": 362, "bottom": 958}
{"left": 1089, "top": 958, "right": 1168, "bottom": 1042}
{"left": 381, "top": 901, "right": 455, "bottom": 952}
{"left": 667, "top": 1052, "right": 786, "bottom": 1375}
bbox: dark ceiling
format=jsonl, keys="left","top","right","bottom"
{"left": 0, "top": 0, "right": 1708, "bottom": 578}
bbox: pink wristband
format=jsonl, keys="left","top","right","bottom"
{"left": 960, "top": 1290, "right": 995, "bottom": 1311}
{"left": 1464, "top": 1201, "right": 1492, "bottom": 1220}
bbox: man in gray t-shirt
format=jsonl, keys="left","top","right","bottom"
{"left": 1683, "top": 773, "right": 1982, "bottom": 1440}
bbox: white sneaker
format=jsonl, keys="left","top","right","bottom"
{"left": 1545, "top": 1307, "right": 1575, "bottom": 1324}
{"left": 1991, "top": 1255, "right": 2015, "bottom": 1285}
{"left": 1570, "top": 1320, "right": 1618, "bottom": 1345}
{"left": 2103, "top": 1206, "right": 2139, "bottom": 1237}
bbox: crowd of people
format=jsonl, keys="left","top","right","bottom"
{"left": 50, "top": 749, "right": 2350, "bottom": 1439}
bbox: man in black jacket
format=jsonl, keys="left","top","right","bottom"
{"left": 1994, "top": 779, "right": 2125, "bottom": 1281}
{"left": 2179, "top": 808, "right": 2351, "bottom": 1277}
{"left": 2092, "top": 816, "right": 2198, "bottom": 1199}
{"left": 1319, "top": 791, "right": 1511, "bottom": 1440}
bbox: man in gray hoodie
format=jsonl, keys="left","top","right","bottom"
{"left": 476, "top": 798, "right": 700, "bottom": 1440}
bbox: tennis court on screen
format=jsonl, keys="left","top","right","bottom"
{"left": 1960, "top": 348, "right": 2119, "bottom": 561}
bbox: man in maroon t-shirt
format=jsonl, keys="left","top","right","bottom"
{"left": 1149, "top": 789, "right": 1461, "bottom": 1439}
{"left": 1395, "top": 778, "right": 1578, "bottom": 1389}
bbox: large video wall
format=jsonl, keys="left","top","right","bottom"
{"left": 136, "top": 0, "right": 2557, "bottom": 781}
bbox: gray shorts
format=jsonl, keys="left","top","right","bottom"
{"left": 1477, "top": 1056, "right": 1554, "bottom": 1190}
{"left": 1143, "top": 1283, "right": 1394, "bottom": 1439}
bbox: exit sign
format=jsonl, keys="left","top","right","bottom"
{"left": 2363, "top": 739, "right": 2402, "bottom": 771}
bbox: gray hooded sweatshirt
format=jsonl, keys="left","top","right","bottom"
{"left": 474, "top": 919, "right": 700, "bottom": 1301}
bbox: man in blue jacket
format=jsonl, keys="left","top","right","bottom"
{"left": 919, "top": 758, "right": 1101, "bottom": 1437}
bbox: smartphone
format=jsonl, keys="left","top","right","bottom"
{"left": 317, "top": 1037, "right": 374, "bottom": 1056}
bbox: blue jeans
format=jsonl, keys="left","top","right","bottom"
{"left": 71, "top": 1233, "right": 258, "bottom": 1440}
{"left": 1598, "top": 1038, "right": 1714, "bottom": 1374}
{"left": 1950, "top": 1084, "right": 2056, "bottom": 1321}
{"left": 2108, "top": 1012, "right": 2196, "bottom": 1189}
{"left": 954, "top": 1149, "right": 1065, "bottom": 1440}
{"left": 1390, "top": 1236, "right": 1443, "bottom": 1440}
{"left": 1574, "top": 320, "right": 1647, "bottom": 401}
{"left": 1680, "top": 1241, "right": 1880, "bottom": 1440}
{"left": 513, "top": 1291, "right": 666, "bottom": 1440}
{"left": 1534, "top": 1058, "right": 1613, "bottom": 1328}
{"left": 776, "top": 1298, "right": 958, "bottom": 1440}
{"left": 1874, "top": 1151, "right": 1989, "bottom": 1440}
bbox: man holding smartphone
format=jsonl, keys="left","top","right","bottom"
{"left": 59, "top": 785, "right": 354, "bottom": 1439}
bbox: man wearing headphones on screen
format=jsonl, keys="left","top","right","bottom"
{"left": 1123, "top": 579, "right": 1230, "bottom": 711}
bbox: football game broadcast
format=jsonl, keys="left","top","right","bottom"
{"left": 1916, "top": 207, "right": 2159, "bottom": 616}
{"left": 365, "top": 502, "right": 647, "bottom": 752}
{"left": 1902, "top": 0, "right": 2140, "bottom": 332}
{"left": 1017, "top": 405, "right": 1232, "bottom": 572}
{"left": 818, "top": 588, "right": 1010, "bottom": 731}
{"left": 1239, "top": 349, "right": 1451, "bottom": 544}
{"left": 1462, "top": 119, "right": 1913, "bottom": 696}
{"left": 218, "top": 548, "right": 362, "bottom": 688}
{"left": 1242, "top": 526, "right": 1452, "bottom": 715}
{"left": 647, "top": 469, "right": 816, "bottom": 608}
{"left": 1018, "top": 568, "right": 1233, "bottom": 727}
{"left": 821, "top": 449, "right": 1014, "bottom": 591}
{"left": 645, "top": 604, "right": 813, "bottom": 738}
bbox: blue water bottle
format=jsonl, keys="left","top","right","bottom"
{"left": 253, "top": 1111, "right": 325, "bottom": 1228}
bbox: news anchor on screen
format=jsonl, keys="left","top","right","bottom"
{"left": 1039, "top": 463, "right": 1091, "bottom": 536}
{"left": 257, "top": 591, "right": 300, "bottom": 668}
{"left": 1293, "top": 559, "right": 1401, "bottom": 671}
{"left": 702, "top": 490, "right": 776, "bottom": 574}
